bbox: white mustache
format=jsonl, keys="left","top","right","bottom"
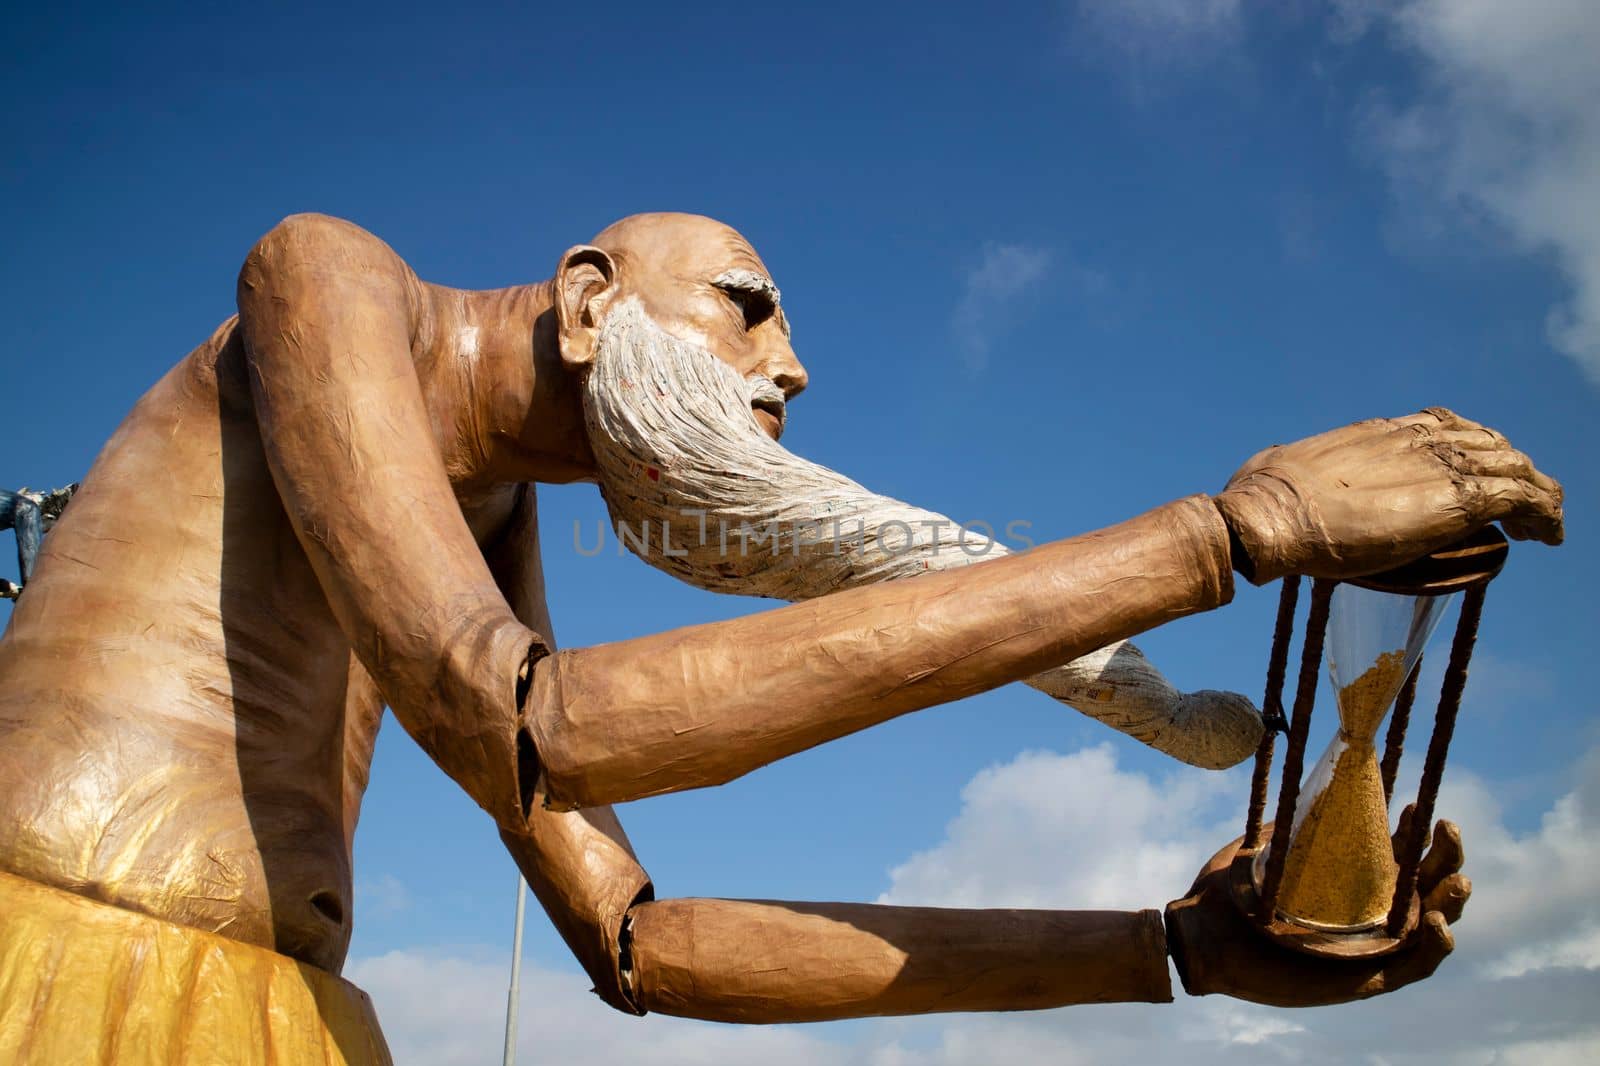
{"left": 747, "top": 376, "right": 787, "bottom": 434}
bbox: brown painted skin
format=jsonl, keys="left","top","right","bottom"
{"left": 0, "top": 213, "right": 1563, "bottom": 1019}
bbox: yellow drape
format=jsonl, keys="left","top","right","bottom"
{"left": 0, "top": 868, "right": 391, "bottom": 1065}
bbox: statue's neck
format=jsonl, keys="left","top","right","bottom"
{"left": 421, "top": 279, "right": 598, "bottom": 489}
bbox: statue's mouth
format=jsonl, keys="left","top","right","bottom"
{"left": 751, "top": 395, "right": 786, "bottom": 440}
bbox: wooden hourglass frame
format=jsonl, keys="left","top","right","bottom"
{"left": 1226, "top": 525, "right": 1509, "bottom": 958}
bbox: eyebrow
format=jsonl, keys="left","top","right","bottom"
{"left": 712, "top": 269, "right": 791, "bottom": 338}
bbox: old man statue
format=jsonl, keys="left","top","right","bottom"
{"left": 0, "top": 213, "right": 1565, "bottom": 1063}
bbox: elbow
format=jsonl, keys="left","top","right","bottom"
{"left": 523, "top": 646, "right": 658, "bottom": 813}
{"left": 498, "top": 808, "right": 655, "bottom": 1017}
{"left": 522, "top": 648, "right": 584, "bottom": 812}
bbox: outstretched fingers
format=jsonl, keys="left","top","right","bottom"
{"left": 1399, "top": 413, "right": 1565, "bottom": 544}
{"left": 1392, "top": 406, "right": 1469, "bottom": 434}
{"left": 1418, "top": 820, "right": 1465, "bottom": 891}
{"left": 1450, "top": 447, "right": 1535, "bottom": 482}
{"left": 1414, "top": 819, "right": 1471, "bottom": 924}
{"left": 1471, "top": 476, "right": 1565, "bottom": 544}
{"left": 1396, "top": 407, "right": 1508, "bottom": 441}
{"left": 1444, "top": 432, "right": 1563, "bottom": 494}
{"left": 1423, "top": 873, "right": 1472, "bottom": 925}
{"left": 1383, "top": 911, "right": 1456, "bottom": 994}
{"left": 1393, "top": 803, "right": 1418, "bottom": 861}
{"left": 1441, "top": 424, "right": 1512, "bottom": 453}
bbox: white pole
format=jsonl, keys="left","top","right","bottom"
{"left": 502, "top": 875, "right": 528, "bottom": 1066}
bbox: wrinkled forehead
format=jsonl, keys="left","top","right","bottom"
{"left": 592, "top": 213, "right": 772, "bottom": 290}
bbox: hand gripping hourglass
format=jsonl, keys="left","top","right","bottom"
{"left": 1228, "top": 525, "right": 1509, "bottom": 958}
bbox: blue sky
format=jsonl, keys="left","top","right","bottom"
{"left": 4, "top": 2, "right": 1597, "bottom": 1062}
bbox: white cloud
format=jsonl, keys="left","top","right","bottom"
{"left": 1432, "top": 749, "right": 1600, "bottom": 978}
{"left": 356, "top": 873, "right": 413, "bottom": 918}
{"left": 1215, "top": 1006, "right": 1305, "bottom": 1046}
{"left": 351, "top": 741, "right": 1600, "bottom": 1064}
{"left": 876, "top": 740, "right": 1600, "bottom": 1062}
{"left": 950, "top": 243, "right": 1051, "bottom": 372}
{"left": 1484, "top": 923, "right": 1600, "bottom": 981}
{"left": 1491, "top": 1035, "right": 1600, "bottom": 1066}
{"left": 1066, "top": 0, "right": 1600, "bottom": 384}
{"left": 1070, "top": 0, "right": 1244, "bottom": 65}
{"left": 347, "top": 948, "right": 851, "bottom": 1066}
{"left": 1344, "top": 0, "right": 1600, "bottom": 383}
{"left": 879, "top": 744, "right": 1241, "bottom": 909}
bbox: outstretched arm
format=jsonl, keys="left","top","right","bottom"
{"left": 612, "top": 812, "right": 1472, "bottom": 1022}
{"left": 486, "top": 489, "right": 1206, "bottom": 1017}
{"left": 529, "top": 494, "right": 1234, "bottom": 810}
{"left": 472, "top": 483, "right": 1181, "bottom": 1019}
{"left": 526, "top": 408, "right": 1562, "bottom": 812}
{"left": 483, "top": 491, "right": 1180, "bottom": 1021}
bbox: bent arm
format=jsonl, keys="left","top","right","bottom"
{"left": 479, "top": 482, "right": 654, "bottom": 1013}
{"left": 237, "top": 213, "right": 540, "bottom": 830}
{"left": 528, "top": 494, "right": 1233, "bottom": 810}
{"left": 489, "top": 489, "right": 1178, "bottom": 1019}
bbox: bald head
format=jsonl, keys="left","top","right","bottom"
{"left": 555, "top": 213, "right": 804, "bottom": 437}
{"left": 591, "top": 212, "right": 791, "bottom": 341}
{"left": 592, "top": 213, "right": 772, "bottom": 287}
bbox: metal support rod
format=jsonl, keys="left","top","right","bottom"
{"left": 1245, "top": 576, "right": 1301, "bottom": 850}
{"left": 1387, "top": 585, "right": 1486, "bottom": 937}
{"left": 503, "top": 875, "right": 529, "bottom": 1066}
{"left": 1259, "top": 577, "right": 1335, "bottom": 916}
{"left": 1381, "top": 654, "right": 1423, "bottom": 804}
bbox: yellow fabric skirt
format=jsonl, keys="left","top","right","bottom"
{"left": 0, "top": 868, "right": 391, "bottom": 1065}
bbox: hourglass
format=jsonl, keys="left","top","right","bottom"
{"left": 1228, "top": 526, "right": 1508, "bottom": 957}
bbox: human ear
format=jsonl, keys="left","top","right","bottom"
{"left": 553, "top": 245, "right": 617, "bottom": 369}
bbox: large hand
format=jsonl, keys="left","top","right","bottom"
{"left": 1214, "top": 407, "right": 1564, "bottom": 584}
{"left": 1163, "top": 817, "right": 1471, "bottom": 1007}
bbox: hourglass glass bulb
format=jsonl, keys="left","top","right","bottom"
{"left": 1263, "top": 585, "right": 1457, "bottom": 931}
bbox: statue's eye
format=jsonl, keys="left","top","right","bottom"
{"left": 717, "top": 284, "right": 775, "bottom": 332}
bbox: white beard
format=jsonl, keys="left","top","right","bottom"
{"left": 581, "top": 298, "right": 1261, "bottom": 769}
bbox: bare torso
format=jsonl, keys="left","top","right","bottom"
{"left": 0, "top": 309, "right": 522, "bottom": 973}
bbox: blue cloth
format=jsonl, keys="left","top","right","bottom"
{"left": 0, "top": 489, "right": 44, "bottom": 584}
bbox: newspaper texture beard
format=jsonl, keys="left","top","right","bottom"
{"left": 580, "top": 297, "right": 1261, "bottom": 769}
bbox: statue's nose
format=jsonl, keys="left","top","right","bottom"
{"left": 761, "top": 345, "right": 809, "bottom": 400}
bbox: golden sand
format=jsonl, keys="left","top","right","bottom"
{"left": 1275, "top": 651, "right": 1406, "bottom": 929}
{"left": 1335, "top": 649, "right": 1408, "bottom": 738}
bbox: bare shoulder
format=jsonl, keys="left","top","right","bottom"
{"left": 246, "top": 212, "right": 403, "bottom": 265}
{"left": 240, "top": 213, "right": 424, "bottom": 309}
{"left": 236, "top": 213, "right": 433, "bottom": 356}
